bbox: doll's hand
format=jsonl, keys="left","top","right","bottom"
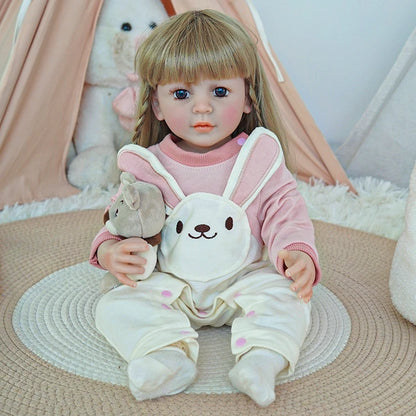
{"left": 278, "top": 249, "right": 316, "bottom": 303}
{"left": 97, "top": 238, "right": 150, "bottom": 288}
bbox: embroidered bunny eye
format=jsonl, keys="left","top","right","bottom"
{"left": 176, "top": 220, "right": 183, "bottom": 234}
{"left": 225, "top": 216, "right": 233, "bottom": 230}
{"left": 149, "top": 21, "right": 157, "bottom": 29}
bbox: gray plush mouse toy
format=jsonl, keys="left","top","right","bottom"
{"left": 101, "top": 171, "right": 165, "bottom": 292}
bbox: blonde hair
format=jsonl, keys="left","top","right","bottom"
{"left": 132, "top": 9, "right": 289, "bottom": 163}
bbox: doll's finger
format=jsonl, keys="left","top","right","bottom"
{"left": 117, "top": 263, "right": 146, "bottom": 276}
{"left": 297, "top": 282, "right": 313, "bottom": 299}
{"left": 290, "top": 272, "right": 311, "bottom": 292}
{"left": 121, "top": 239, "right": 150, "bottom": 253}
{"left": 291, "top": 278, "right": 313, "bottom": 302}
{"left": 286, "top": 255, "right": 310, "bottom": 277}
{"left": 119, "top": 253, "right": 148, "bottom": 266}
{"left": 290, "top": 284, "right": 311, "bottom": 302}
{"left": 114, "top": 272, "right": 137, "bottom": 288}
{"left": 299, "top": 287, "right": 313, "bottom": 303}
{"left": 278, "top": 249, "right": 291, "bottom": 263}
{"left": 285, "top": 262, "right": 304, "bottom": 278}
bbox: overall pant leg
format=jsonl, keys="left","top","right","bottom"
{"left": 95, "top": 272, "right": 199, "bottom": 363}
{"left": 225, "top": 266, "right": 311, "bottom": 375}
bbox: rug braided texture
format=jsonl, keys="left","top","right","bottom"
{"left": 1, "top": 209, "right": 415, "bottom": 416}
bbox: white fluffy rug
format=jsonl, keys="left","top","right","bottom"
{"left": 0, "top": 177, "right": 408, "bottom": 240}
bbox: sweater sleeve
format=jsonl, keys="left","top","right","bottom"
{"left": 260, "top": 162, "right": 321, "bottom": 285}
{"left": 89, "top": 186, "right": 123, "bottom": 269}
{"left": 89, "top": 226, "right": 122, "bottom": 269}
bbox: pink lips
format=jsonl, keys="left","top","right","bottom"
{"left": 193, "top": 122, "right": 214, "bottom": 133}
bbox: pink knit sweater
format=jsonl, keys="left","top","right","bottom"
{"left": 90, "top": 131, "right": 321, "bottom": 284}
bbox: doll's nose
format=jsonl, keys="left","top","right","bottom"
{"left": 193, "top": 97, "right": 212, "bottom": 113}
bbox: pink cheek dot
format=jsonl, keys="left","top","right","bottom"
{"left": 162, "top": 290, "right": 172, "bottom": 298}
{"left": 233, "top": 292, "right": 241, "bottom": 298}
{"left": 246, "top": 310, "right": 255, "bottom": 317}
{"left": 161, "top": 304, "right": 171, "bottom": 310}
{"left": 237, "top": 137, "right": 246, "bottom": 146}
{"left": 236, "top": 337, "right": 247, "bottom": 347}
{"left": 180, "top": 330, "right": 192, "bottom": 335}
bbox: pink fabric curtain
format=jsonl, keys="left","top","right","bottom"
{"left": 0, "top": 0, "right": 103, "bottom": 208}
{"left": 171, "top": 0, "right": 355, "bottom": 192}
{"left": 0, "top": 0, "right": 22, "bottom": 79}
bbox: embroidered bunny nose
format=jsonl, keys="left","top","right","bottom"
{"left": 195, "top": 224, "right": 210, "bottom": 233}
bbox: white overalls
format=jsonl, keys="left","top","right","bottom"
{"left": 96, "top": 128, "right": 311, "bottom": 374}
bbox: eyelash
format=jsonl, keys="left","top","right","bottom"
{"left": 172, "top": 87, "right": 229, "bottom": 100}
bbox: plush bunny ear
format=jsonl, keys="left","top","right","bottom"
{"left": 223, "top": 127, "right": 283, "bottom": 210}
{"left": 118, "top": 144, "right": 184, "bottom": 211}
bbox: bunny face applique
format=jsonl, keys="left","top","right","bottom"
{"left": 159, "top": 192, "right": 252, "bottom": 281}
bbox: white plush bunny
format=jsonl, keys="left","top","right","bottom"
{"left": 67, "top": 0, "right": 168, "bottom": 189}
{"left": 390, "top": 162, "right": 416, "bottom": 325}
{"left": 118, "top": 127, "right": 283, "bottom": 282}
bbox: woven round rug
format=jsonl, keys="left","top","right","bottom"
{"left": 1, "top": 210, "right": 416, "bottom": 416}
{"left": 11, "top": 263, "right": 349, "bottom": 393}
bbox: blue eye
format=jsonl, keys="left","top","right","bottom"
{"left": 173, "top": 89, "right": 190, "bottom": 99}
{"left": 214, "top": 87, "right": 228, "bottom": 97}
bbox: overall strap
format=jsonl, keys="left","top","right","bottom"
{"left": 223, "top": 127, "right": 284, "bottom": 210}
{"left": 118, "top": 144, "right": 185, "bottom": 213}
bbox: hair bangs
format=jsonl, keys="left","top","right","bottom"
{"left": 137, "top": 10, "right": 256, "bottom": 86}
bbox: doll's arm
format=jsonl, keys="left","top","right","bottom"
{"left": 97, "top": 237, "right": 151, "bottom": 288}
{"left": 90, "top": 226, "right": 151, "bottom": 287}
{"left": 278, "top": 249, "right": 315, "bottom": 303}
{"left": 259, "top": 162, "right": 321, "bottom": 294}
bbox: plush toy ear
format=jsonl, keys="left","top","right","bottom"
{"left": 120, "top": 171, "right": 136, "bottom": 187}
{"left": 123, "top": 183, "right": 141, "bottom": 210}
{"left": 118, "top": 144, "right": 185, "bottom": 211}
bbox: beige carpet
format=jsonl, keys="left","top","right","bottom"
{"left": 1, "top": 210, "right": 415, "bottom": 416}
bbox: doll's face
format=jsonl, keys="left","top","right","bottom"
{"left": 151, "top": 77, "right": 251, "bottom": 153}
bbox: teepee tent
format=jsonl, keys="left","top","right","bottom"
{"left": 336, "top": 25, "right": 416, "bottom": 188}
{"left": 0, "top": 0, "right": 354, "bottom": 209}
{"left": 0, "top": 0, "right": 103, "bottom": 209}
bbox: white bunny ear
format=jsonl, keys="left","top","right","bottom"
{"left": 118, "top": 144, "right": 185, "bottom": 211}
{"left": 223, "top": 127, "right": 283, "bottom": 210}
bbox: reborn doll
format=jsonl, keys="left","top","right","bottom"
{"left": 90, "top": 10, "right": 320, "bottom": 407}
